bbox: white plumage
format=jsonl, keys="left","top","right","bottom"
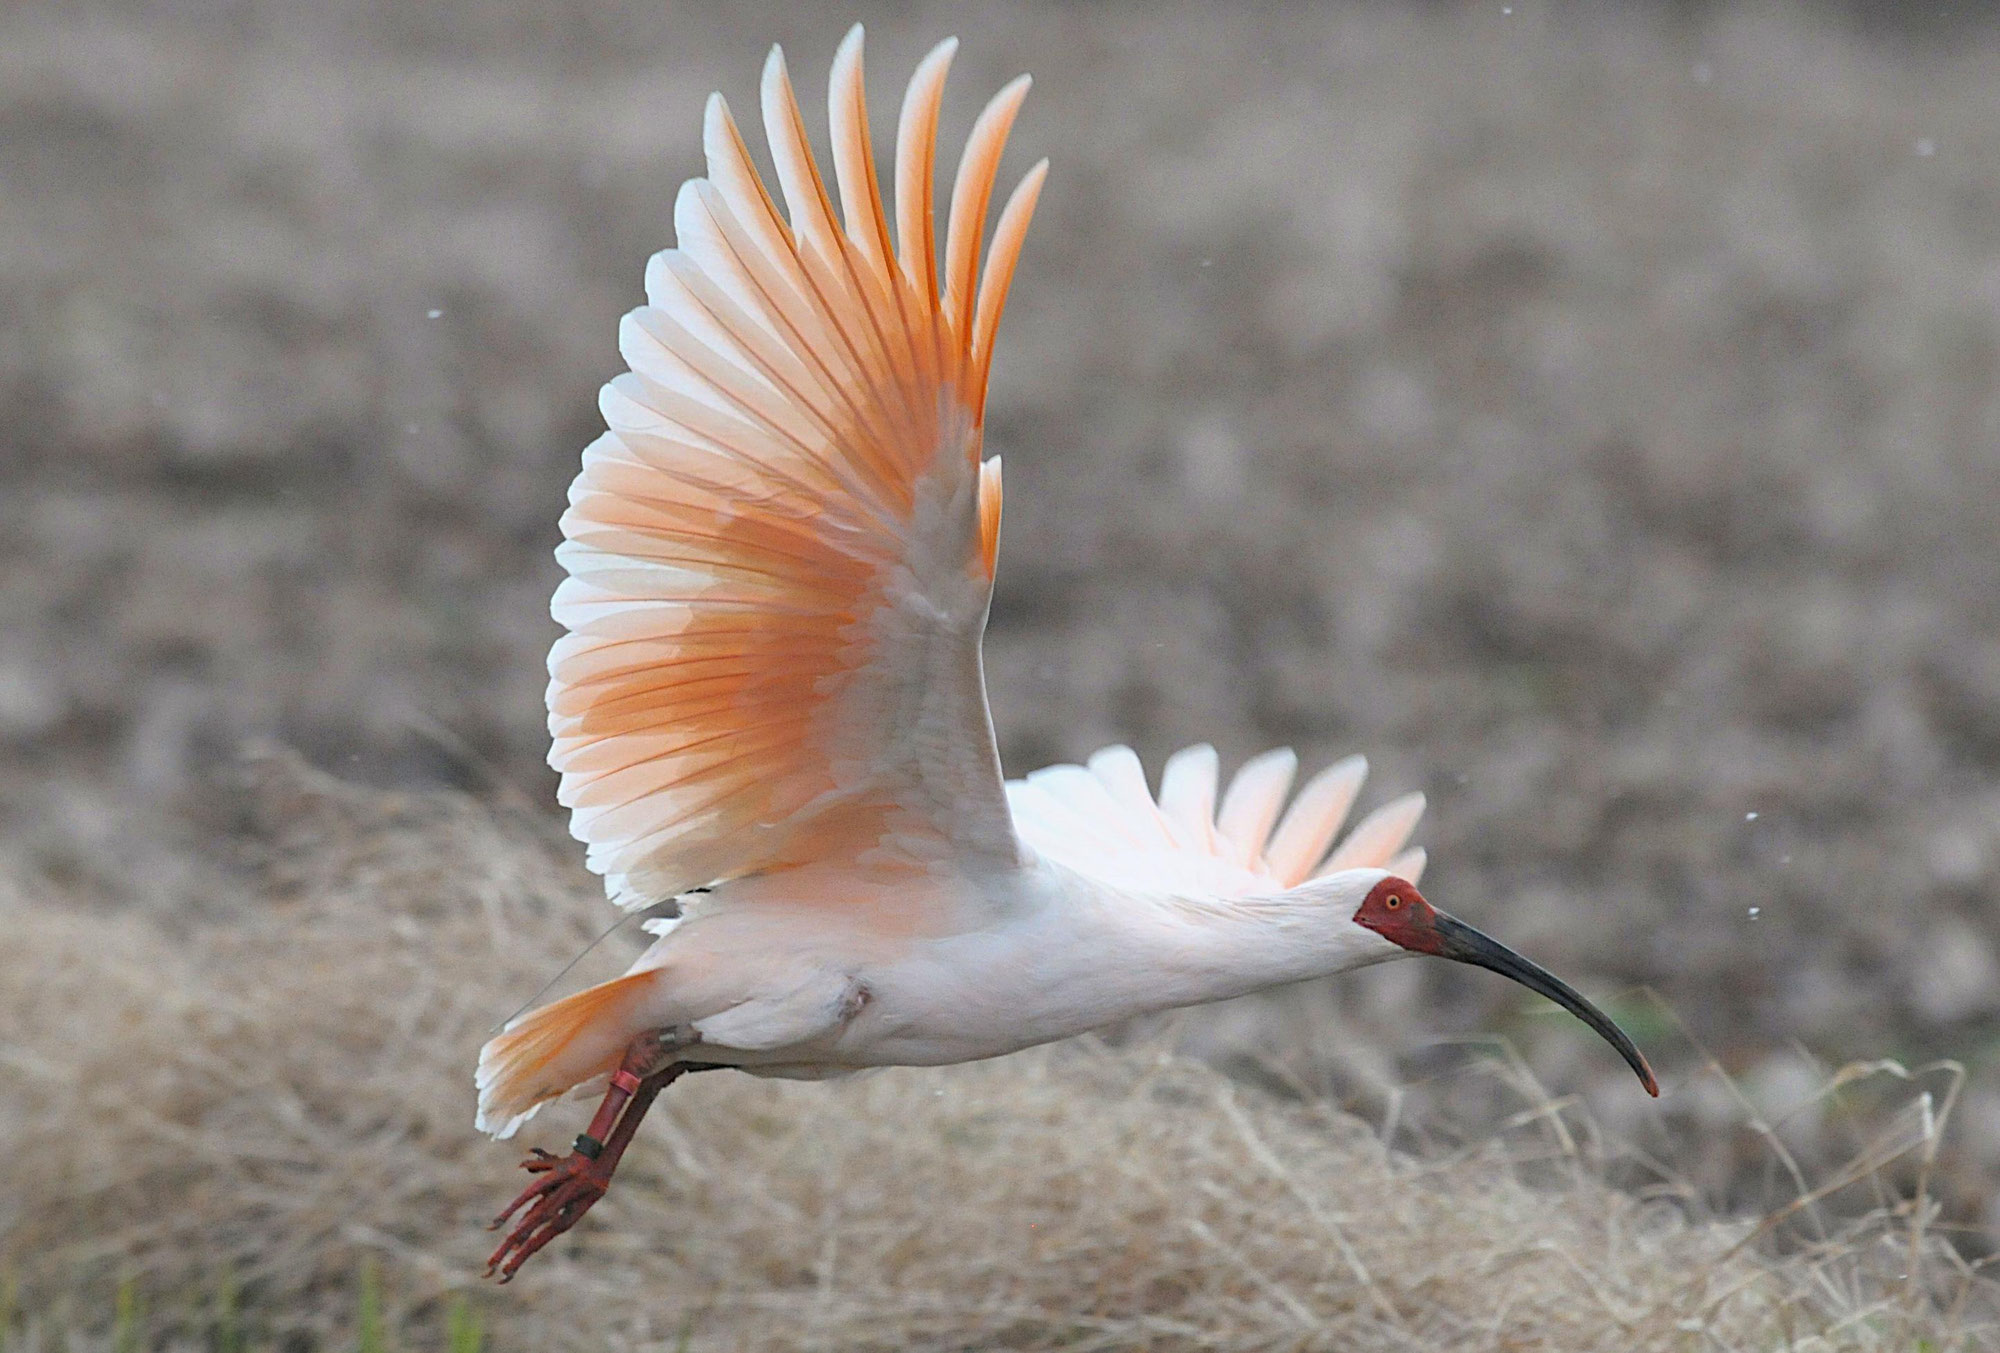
{"left": 1008, "top": 744, "right": 1425, "bottom": 898}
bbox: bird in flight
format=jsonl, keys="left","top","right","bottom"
{"left": 479, "top": 26, "right": 1658, "bottom": 1282}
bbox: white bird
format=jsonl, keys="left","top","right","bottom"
{"left": 479, "top": 27, "right": 1657, "bottom": 1281}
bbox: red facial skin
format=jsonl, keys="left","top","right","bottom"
{"left": 1351, "top": 876, "right": 1442, "bottom": 955}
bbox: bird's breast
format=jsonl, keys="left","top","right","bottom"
{"left": 824, "top": 873, "right": 1225, "bottom": 1066}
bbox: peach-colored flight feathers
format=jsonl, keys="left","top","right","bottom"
{"left": 548, "top": 32, "right": 1044, "bottom": 913}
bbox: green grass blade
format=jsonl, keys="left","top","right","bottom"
{"left": 214, "top": 1265, "right": 243, "bottom": 1353}
{"left": 0, "top": 1269, "right": 17, "bottom": 1353}
{"left": 112, "top": 1276, "right": 141, "bottom": 1353}
{"left": 356, "top": 1260, "right": 385, "bottom": 1353}
{"left": 446, "top": 1295, "right": 483, "bottom": 1353}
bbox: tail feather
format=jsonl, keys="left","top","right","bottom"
{"left": 475, "top": 970, "right": 660, "bottom": 1139}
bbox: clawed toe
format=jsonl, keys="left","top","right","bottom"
{"left": 485, "top": 1149, "right": 611, "bottom": 1281}
{"left": 488, "top": 1153, "right": 557, "bottom": 1229}
{"left": 481, "top": 1056, "right": 701, "bottom": 1281}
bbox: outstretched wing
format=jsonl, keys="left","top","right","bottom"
{"left": 1007, "top": 744, "right": 1427, "bottom": 897}
{"left": 551, "top": 29, "right": 1046, "bottom": 909}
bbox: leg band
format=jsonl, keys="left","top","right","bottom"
{"left": 611, "top": 1068, "right": 645, "bottom": 1095}
{"left": 572, "top": 1133, "right": 604, "bottom": 1160}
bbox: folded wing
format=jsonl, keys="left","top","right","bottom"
{"left": 1008, "top": 745, "right": 1427, "bottom": 897}
{"left": 551, "top": 29, "right": 1046, "bottom": 909}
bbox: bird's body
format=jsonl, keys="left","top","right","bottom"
{"left": 488, "top": 824, "right": 1408, "bottom": 1092}
{"left": 479, "top": 27, "right": 1655, "bottom": 1279}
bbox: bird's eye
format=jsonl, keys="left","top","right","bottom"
{"left": 1385, "top": 894, "right": 1401, "bottom": 910}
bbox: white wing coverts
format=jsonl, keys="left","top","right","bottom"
{"left": 548, "top": 30, "right": 1046, "bottom": 909}
{"left": 1008, "top": 744, "right": 1428, "bottom": 898}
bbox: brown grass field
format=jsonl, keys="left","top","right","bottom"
{"left": 0, "top": 752, "right": 1991, "bottom": 1349}
{"left": 3, "top": 0, "right": 2000, "bottom": 1346}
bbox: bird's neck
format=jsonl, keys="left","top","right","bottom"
{"left": 1056, "top": 868, "right": 1402, "bottom": 1017}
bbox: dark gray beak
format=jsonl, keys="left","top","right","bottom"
{"left": 1431, "top": 910, "right": 1659, "bottom": 1096}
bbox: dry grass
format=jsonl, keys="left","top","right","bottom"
{"left": 0, "top": 755, "right": 1991, "bottom": 1351}
{"left": 8, "top": 0, "right": 2000, "bottom": 1236}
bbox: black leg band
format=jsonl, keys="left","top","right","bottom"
{"left": 572, "top": 1133, "right": 604, "bottom": 1160}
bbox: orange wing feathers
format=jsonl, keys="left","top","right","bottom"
{"left": 549, "top": 30, "right": 1044, "bottom": 909}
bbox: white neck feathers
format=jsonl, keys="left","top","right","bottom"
{"left": 1041, "top": 863, "right": 1405, "bottom": 1019}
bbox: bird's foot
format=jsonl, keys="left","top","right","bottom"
{"left": 481, "top": 1049, "right": 714, "bottom": 1283}
{"left": 485, "top": 1141, "right": 612, "bottom": 1282}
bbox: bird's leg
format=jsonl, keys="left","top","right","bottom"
{"left": 485, "top": 1027, "right": 711, "bottom": 1282}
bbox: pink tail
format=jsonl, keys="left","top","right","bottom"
{"left": 474, "top": 971, "right": 659, "bottom": 1138}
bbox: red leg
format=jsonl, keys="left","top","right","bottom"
{"left": 484, "top": 1036, "right": 706, "bottom": 1282}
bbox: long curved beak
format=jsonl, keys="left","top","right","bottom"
{"left": 1431, "top": 911, "right": 1659, "bottom": 1096}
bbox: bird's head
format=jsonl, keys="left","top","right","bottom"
{"left": 1349, "top": 874, "right": 1659, "bottom": 1097}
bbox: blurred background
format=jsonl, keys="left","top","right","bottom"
{"left": 3, "top": 0, "right": 1998, "bottom": 1245}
